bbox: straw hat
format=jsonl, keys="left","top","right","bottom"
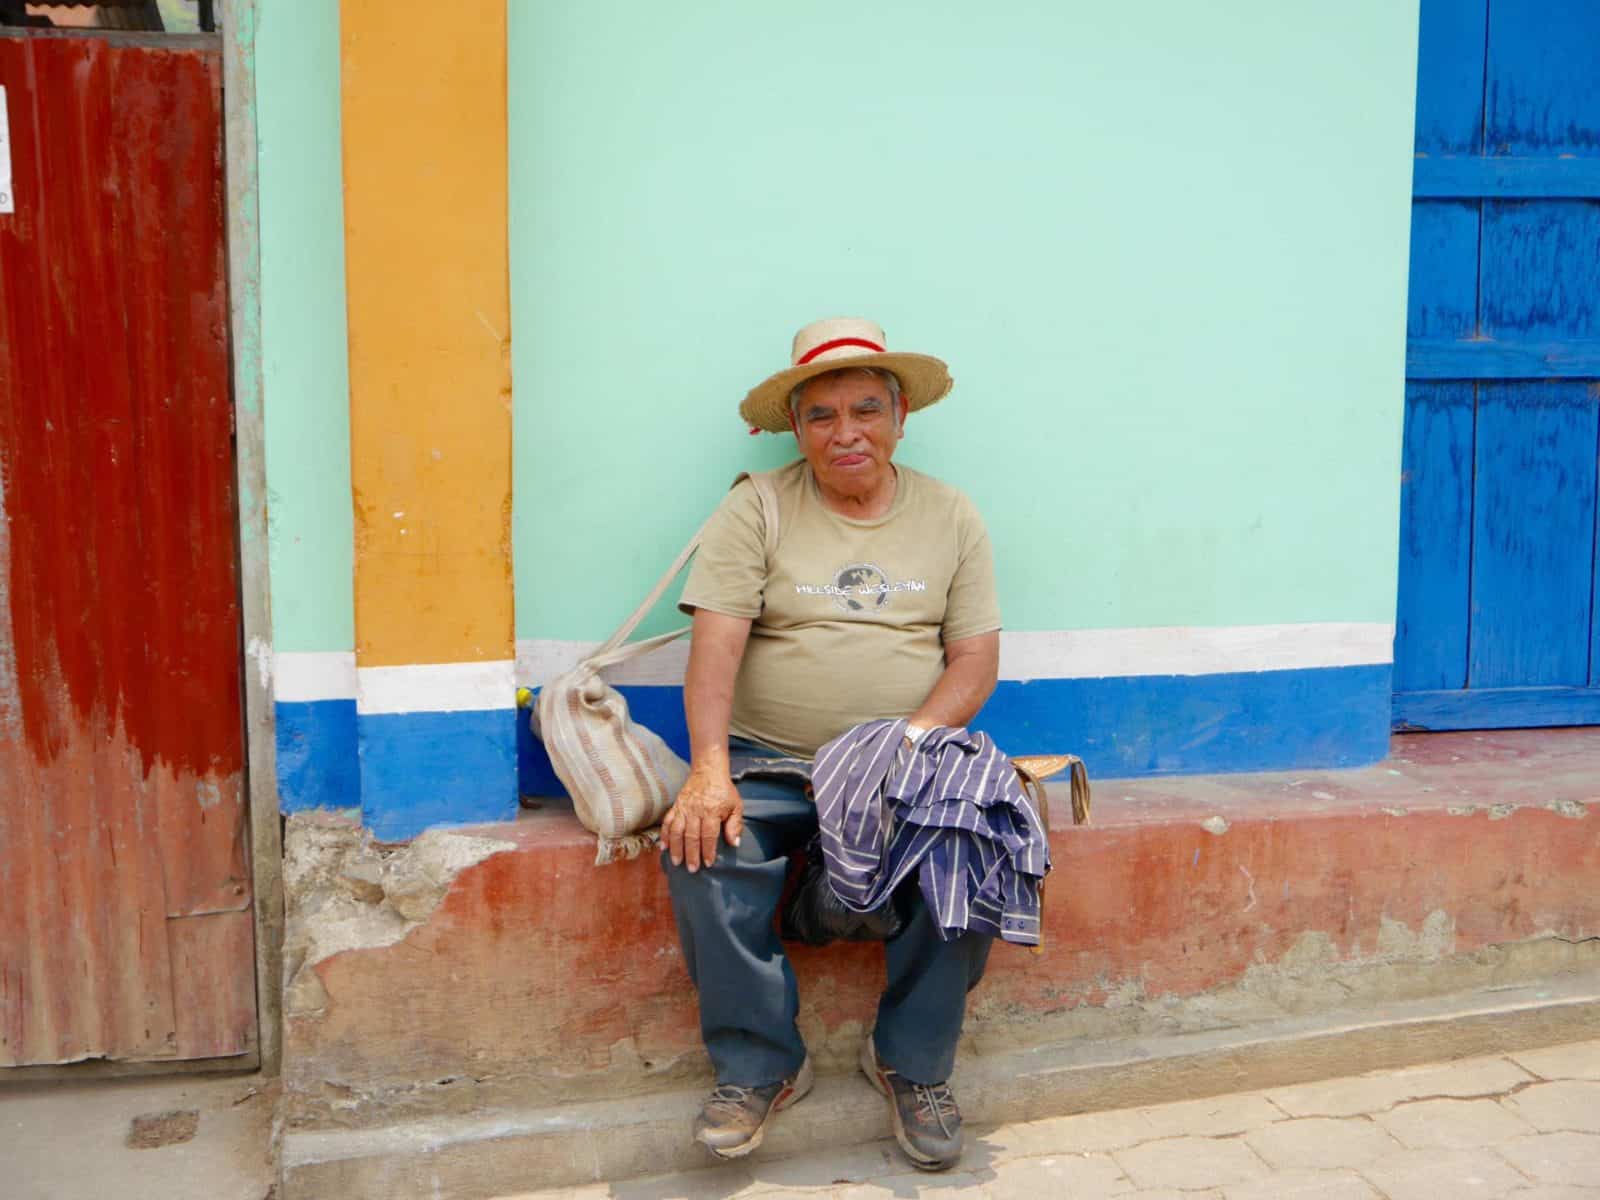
{"left": 739, "top": 317, "right": 952, "bottom": 434}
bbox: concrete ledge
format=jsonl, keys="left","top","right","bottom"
{"left": 280, "top": 970, "right": 1600, "bottom": 1198}
{"left": 280, "top": 729, "right": 1600, "bottom": 1134}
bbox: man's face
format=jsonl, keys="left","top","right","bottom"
{"left": 790, "top": 369, "right": 906, "bottom": 500}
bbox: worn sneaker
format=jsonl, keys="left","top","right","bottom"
{"left": 693, "top": 1056, "right": 814, "bottom": 1159}
{"left": 859, "top": 1035, "right": 963, "bottom": 1170}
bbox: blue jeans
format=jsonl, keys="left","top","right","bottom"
{"left": 661, "top": 742, "right": 992, "bottom": 1087}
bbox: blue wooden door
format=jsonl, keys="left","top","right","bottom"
{"left": 1395, "top": 0, "right": 1600, "bottom": 731}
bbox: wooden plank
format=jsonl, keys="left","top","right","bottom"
{"left": 1594, "top": 470, "right": 1600, "bottom": 690}
{"left": 1468, "top": 384, "right": 1598, "bottom": 690}
{"left": 166, "top": 912, "right": 256, "bottom": 1059}
{"left": 221, "top": 0, "right": 283, "bottom": 1075}
{"left": 1485, "top": 0, "right": 1600, "bottom": 156}
{"left": 1394, "top": 0, "right": 1481, "bottom": 727}
{"left": 1406, "top": 338, "right": 1600, "bottom": 379}
{"left": 1475, "top": 194, "right": 1600, "bottom": 694}
{"left": 1414, "top": 0, "right": 1488, "bottom": 156}
{"left": 1470, "top": 3, "right": 1600, "bottom": 717}
{"left": 1394, "top": 686, "right": 1600, "bottom": 732}
{"left": 1480, "top": 201, "right": 1600, "bottom": 343}
{"left": 1395, "top": 384, "right": 1474, "bottom": 692}
{"left": 1413, "top": 156, "right": 1600, "bottom": 199}
{"left": 1406, "top": 201, "right": 1480, "bottom": 340}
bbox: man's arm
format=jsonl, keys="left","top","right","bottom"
{"left": 661, "top": 608, "right": 752, "bottom": 872}
{"left": 908, "top": 631, "right": 1000, "bottom": 731}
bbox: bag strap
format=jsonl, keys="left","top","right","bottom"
{"left": 589, "top": 519, "right": 707, "bottom": 661}
{"left": 588, "top": 469, "right": 783, "bottom": 666}
{"left": 1013, "top": 753, "right": 1092, "bottom": 825}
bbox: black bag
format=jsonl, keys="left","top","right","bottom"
{"left": 780, "top": 838, "right": 908, "bottom": 945}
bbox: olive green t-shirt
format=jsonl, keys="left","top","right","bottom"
{"left": 679, "top": 459, "right": 1001, "bottom": 758}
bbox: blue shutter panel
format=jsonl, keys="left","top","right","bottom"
{"left": 1394, "top": 0, "right": 1600, "bottom": 730}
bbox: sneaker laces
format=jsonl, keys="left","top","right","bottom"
{"left": 705, "top": 1083, "right": 755, "bottom": 1114}
{"left": 913, "top": 1082, "right": 959, "bottom": 1132}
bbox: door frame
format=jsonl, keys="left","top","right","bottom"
{"left": 220, "top": 0, "right": 285, "bottom": 1082}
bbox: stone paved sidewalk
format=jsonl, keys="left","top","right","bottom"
{"left": 502, "top": 1038, "right": 1600, "bottom": 1199}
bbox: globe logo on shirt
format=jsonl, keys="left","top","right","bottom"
{"left": 833, "top": 562, "right": 892, "bottom": 614}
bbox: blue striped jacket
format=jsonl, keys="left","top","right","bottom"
{"left": 811, "top": 719, "right": 1052, "bottom": 946}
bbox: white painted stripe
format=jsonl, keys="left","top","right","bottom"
{"left": 273, "top": 650, "right": 358, "bottom": 703}
{"left": 517, "top": 636, "right": 690, "bottom": 688}
{"left": 996, "top": 622, "right": 1394, "bottom": 681}
{"left": 514, "top": 622, "right": 1393, "bottom": 689}
{"left": 356, "top": 659, "right": 517, "bottom": 715}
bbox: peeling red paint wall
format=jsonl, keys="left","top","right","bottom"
{"left": 0, "top": 33, "right": 253, "bottom": 1067}
{"left": 0, "top": 35, "right": 240, "bottom": 778}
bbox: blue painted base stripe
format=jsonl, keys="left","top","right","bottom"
{"left": 276, "top": 699, "right": 359, "bottom": 813}
{"left": 285, "top": 669, "right": 1391, "bottom": 826}
{"left": 982, "top": 665, "right": 1393, "bottom": 776}
{"left": 359, "top": 708, "right": 518, "bottom": 841}
{"left": 517, "top": 664, "right": 1393, "bottom": 797}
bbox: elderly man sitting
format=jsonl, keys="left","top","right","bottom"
{"left": 661, "top": 318, "right": 1001, "bottom": 1171}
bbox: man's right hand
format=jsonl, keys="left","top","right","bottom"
{"left": 662, "top": 765, "right": 743, "bottom": 873}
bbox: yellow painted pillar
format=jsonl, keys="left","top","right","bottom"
{"left": 340, "top": 0, "right": 514, "bottom": 837}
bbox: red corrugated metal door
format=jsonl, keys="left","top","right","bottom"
{"left": 0, "top": 32, "right": 255, "bottom": 1066}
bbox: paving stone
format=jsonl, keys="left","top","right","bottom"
{"left": 1136, "top": 1092, "right": 1287, "bottom": 1139}
{"left": 1358, "top": 1146, "right": 1530, "bottom": 1200}
{"left": 1268, "top": 1055, "right": 1534, "bottom": 1117}
{"left": 973, "top": 1108, "right": 1160, "bottom": 1159}
{"left": 1495, "top": 1132, "right": 1600, "bottom": 1187}
{"left": 1114, "top": 1136, "right": 1270, "bottom": 1191}
{"left": 834, "top": 1171, "right": 988, "bottom": 1199}
{"left": 742, "top": 1141, "right": 900, "bottom": 1190}
{"left": 607, "top": 1164, "right": 760, "bottom": 1200}
{"left": 1501, "top": 1081, "right": 1600, "bottom": 1134}
{"left": 983, "top": 1150, "right": 1133, "bottom": 1198}
{"left": 1512, "top": 1041, "right": 1600, "bottom": 1083}
{"left": 1244, "top": 1117, "right": 1402, "bottom": 1170}
{"left": 1375, "top": 1096, "right": 1536, "bottom": 1150}
{"left": 1222, "top": 1169, "right": 1383, "bottom": 1199}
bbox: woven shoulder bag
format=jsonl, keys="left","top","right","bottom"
{"left": 530, "top": 471, "right": 781, "bottom": 864}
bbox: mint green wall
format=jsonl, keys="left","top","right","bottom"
{"left": 508, "top": 2, "right": 1418, "bottom": 641}
{"left": 256, "top": 0, "right": 353, "bottom": 653}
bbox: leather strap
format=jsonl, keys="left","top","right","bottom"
{"left": 1013, "top": 753, "right": 1092, "bottom": 826}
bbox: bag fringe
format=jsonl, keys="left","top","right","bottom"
{"left": 594, "top": 828, "right": 661, "bottom": 866}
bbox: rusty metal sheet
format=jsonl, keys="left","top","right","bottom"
{"left": 167, "top": 911, "right": 257, "bottom": 1059}
{"left": 0, "top": 33, "right": 251, "bottom": 1066}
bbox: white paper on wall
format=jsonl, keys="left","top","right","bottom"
{"left": 0, "top": 85, "right": 13, "bottom": 215}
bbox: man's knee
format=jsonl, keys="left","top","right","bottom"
{"left": 964, "top": 932, "right": 993, "bottom": 991}
{"left": 660, "top": 846, "right": 720, "bottom": 906}
{"left": 660, "top": 838, "right": 752, "bottom": 880}
{"left": 660, "top": 837, "right": 783, "bottom": 917}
